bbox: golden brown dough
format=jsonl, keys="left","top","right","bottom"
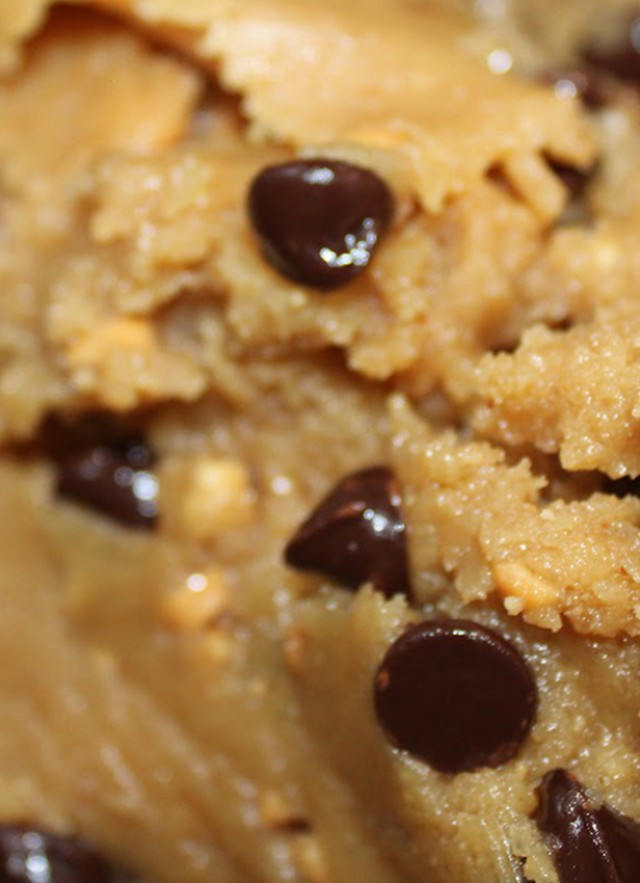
{"left": 0, "top": 1, "right": 640, "bottom": 882}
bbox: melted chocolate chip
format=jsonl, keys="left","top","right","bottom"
{"left": 535, "top": 769, "right": 640, "bottom": 883}
{"left": 284, "top": 466, "right": 409, "bottom": 598}
{"left": 0, "top": 826, "right": 111, "bottom": 883}
{"left": 583, "top": 16, "right": 640, "bottom": 84}
{"left": 374, "top": 619, "right": 537, "bottom": 774}
{"left": 247, "top": 159, "right": 394, "bottom": 290}
{"left": 57, "top": 440, "right": 158, "bottom": 529}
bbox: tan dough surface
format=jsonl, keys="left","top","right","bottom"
{"left": 1, "top": 1, "right": 640, "bottom": 882}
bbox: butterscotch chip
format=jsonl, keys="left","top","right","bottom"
{"left": 158, "top": 570, "right": 229, "bottom": 632}
{"left": 193, "top": 630, "right": 235, "bottom": 665}
{"left": 160, "top": 455, "right": 256, "bottom": 539}
{"left": 492, "top": 561, "right": 560, "bottom": 611}
{"left": 291, "top": 835, "right": 328, "bottom": 883}
{"left": 283, "top": 628, "right": 307, "bottom": 676}
{"left": 258, "top": 790, "right": 308, "bottom": 831}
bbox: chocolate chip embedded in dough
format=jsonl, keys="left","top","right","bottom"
{"left": 56, "top": 440, "right": 159, "bottom": 530}
{"left": 247, "top": 159, "right": 394, "bottom": 290}
{"left": 597, "top": 804, "right": 640, "bottom": 880}
{"left": 374, "top": 619, "right": 537, "bottom": 774}
{"left": 534, "top": 769, "right": 615, "bottom": 883}
{"left": 283, "top": 466, "right": 410, "bottom": 598}
{"left": 534, "top": 768, "right": 640, "bottom": 883}
{"left": 583, "top": 16, "right": 640, "bottom": 84}
{"left": 0, "top": 825, "right": 111, "bottom": 882}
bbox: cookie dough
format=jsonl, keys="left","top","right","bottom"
{"left": 1, "top": 1, "right": 640, "bottom": 881}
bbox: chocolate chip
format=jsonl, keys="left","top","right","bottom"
{"left": 535, "top": 770, "right": 615, "bottom": 882}
{"left": 374, "top": 619, "right": 537, "bottom": 773}
{"left": 247, "top": 159, "right": 394, "bottom": 290}
{"left": 284, "top": 466, "right": 409, "bottom": 598}
{"left": 535, "top": 768, "right": 640, "bottom": 883}
{"left": 56, "top": 440, "right": 158, "bottom": 529}
{"left": 0, "top": 826, "right": 111, "bottom": 882}
{"left": 583, "top": 16, "right": 640, "bottom": 84}
{"left": 597, "top": 804, "right": 640, "bottom": 880}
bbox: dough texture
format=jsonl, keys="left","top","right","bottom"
{"left": 0, "top": 1, "right": 640, "bottom": 881}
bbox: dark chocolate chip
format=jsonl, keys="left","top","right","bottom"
{"left": 535, "top": 769, "right": 617, "bottom": 883}
{"left": 284, "top": 466, "right": 409, "bottom": 598}
{"left": 597, "top": 804, "right": 640, "bottom": 880}
{"left": 247, "top": 159, "right": 394, "bottom": 290}
{"left": 57, "top": 440, "right": 158, "bottom": 529}
{"left": 374, "top": 619, "right": 537, "bottom": 774}
{"left": 535, "top": 768, "right": 640, "bottom": 883}
{"left": 0, "top": 826, "right": 111, "bottom": 883}
{"left": 583, "top": 16, "right": 640, "bottom": 84}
